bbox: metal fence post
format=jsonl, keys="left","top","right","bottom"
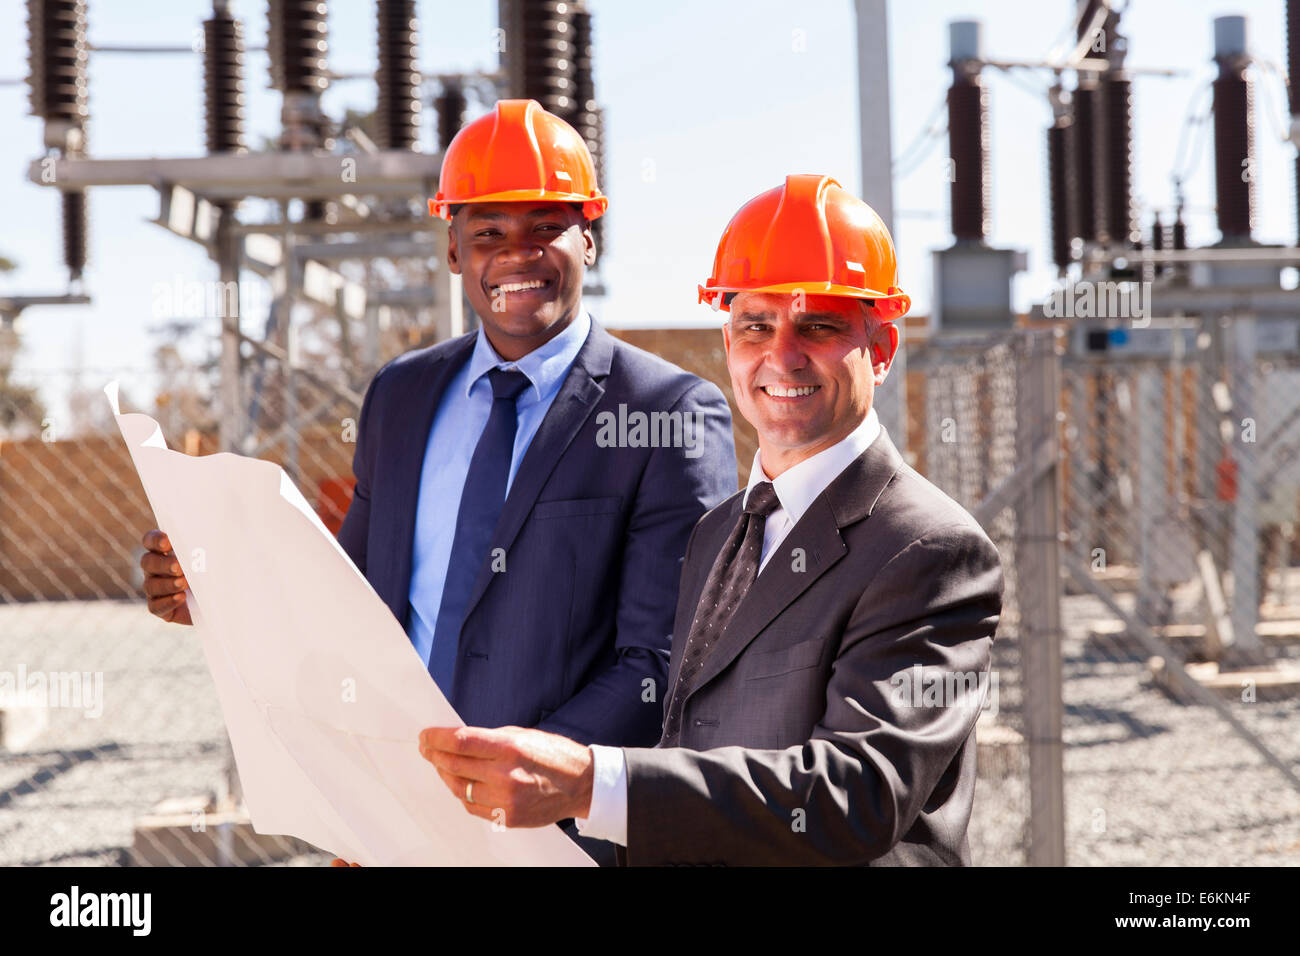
{"left": 1017, "top": 330, "right": 1066, "bottom": 866}
{"left": 1229, "top": 315, "right": 1263, "bottom": 658}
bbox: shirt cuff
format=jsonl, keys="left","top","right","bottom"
{"left": 573, "top": 744, "right": 628, "bottom": 846}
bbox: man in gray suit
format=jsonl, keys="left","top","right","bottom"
{"left": 418, "top": 175, "right": 1004, "bottom": 865}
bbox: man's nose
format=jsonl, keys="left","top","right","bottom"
{"left": 497, "top": 236, "right": 544, "bottom": 265}
{"left": 764, "top": 325, "right": 807, "bottom": 372}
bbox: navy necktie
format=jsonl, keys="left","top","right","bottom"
{"left": 661, "top": 481, "right": 781, "bottom": 744}
{"left": 429, "top": 367, "right": 531, "bottom": 691}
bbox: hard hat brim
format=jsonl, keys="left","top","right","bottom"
{"left": 430, "top": 190, "right": 608, "bottom": 221}
{"left": 698, "top": 282, "right": 911, "bottom": 320}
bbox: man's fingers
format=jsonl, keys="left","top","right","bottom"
{"left": 143, "top": 575, "right": 187, "bottom": 599}
{"left": 419, "top": 725, "right": 512, "bottom": 760}
{"left": 140, "top": 550, "right": 183, "bottom": 577}
{"left": 419, "top": 746, "right": 499, "bottom": 782}
{"left": 146, "top": 593, "right": 188, "bottom": 620}
{"left": 141, "top": 529, "right": 173, "bottom": 553}
{"left": 432, "top": 768, "right": 503, "bottom": 821}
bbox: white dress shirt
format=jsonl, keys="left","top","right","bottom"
{"left": 576, "top": 407, "right": 882, "bottom": 845}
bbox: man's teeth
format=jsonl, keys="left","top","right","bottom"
{"left": 763, "top": 385, "right": 819, "bottom": 397}
{"left": 494, "top": 279, "right": 547, "bottom": 293}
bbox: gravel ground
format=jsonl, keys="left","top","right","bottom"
{"left": 970, "top": 586, "right": 1300, "bottom": 866}
{"left": 0, "top": 600, "right": 327, "bottom": 867}
{"left": 2, "top": 596, "right": 1297, "bottom": 867}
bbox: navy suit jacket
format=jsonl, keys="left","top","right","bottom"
{"left": 337, "top": 320, "right": 738, "bottom": 748}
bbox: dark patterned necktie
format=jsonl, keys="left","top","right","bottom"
{"left": 661, "top": 480, "right": 781, "bottom": 744}
{"left": 428, "top": 367, "right": 531, "bottom": 692}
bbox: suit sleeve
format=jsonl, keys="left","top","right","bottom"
{"left": 336, "top": 367, "right": 385, "bottom": 574}
{"left": 536, "top": 379, "right": 738, "bottom": 747}
{"left": 620, "top": 521, "right": 1004, "bottom": 864}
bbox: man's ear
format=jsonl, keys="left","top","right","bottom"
{"left": 446, "top": 217, "right": 463, "bottom": 275}
{"left": 870, "top": 320, "right": 901, "bottom": 384}
{"left": 581, "top": 220, "right": 597, "bottom": 267}
{"left": 721, "top": 317, "right": 731, "bottom": 357}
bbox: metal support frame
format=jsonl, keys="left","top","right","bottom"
{"left": 28, "top": 151, "right": 443, "bottom": 199}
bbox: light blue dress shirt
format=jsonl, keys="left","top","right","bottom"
{"left": 406, "top": 309, "right": 592, "bottom": 668}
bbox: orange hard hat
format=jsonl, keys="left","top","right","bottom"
{"left": 698, "top": 174, "right": 910, "bottom": 322}
{"left": 429, "top": 99, "right": 608, "bottom": 221}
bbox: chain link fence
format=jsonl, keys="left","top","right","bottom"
{"left": 1055, "top": 317, "right": 1300, "bottom": 865}
{"left": 906, "top": 322, "right": 1300, "bottom": 865}
{"left": 0, "top": 360, "right": 358, "bottom": 865}
{"left": 905, "top": 330, "right": 1039, "bottom": 866}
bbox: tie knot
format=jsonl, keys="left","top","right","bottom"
{"left": 744, "top": 481, "right": 780, "bottom": 518}
{"left": 487, "top": 367, "right": 531, "bottom": 402}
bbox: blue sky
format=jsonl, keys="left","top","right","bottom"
{"left": 0, "top": 0, "right": 1295, "bottom": 407}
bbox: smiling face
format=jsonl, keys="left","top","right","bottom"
{"left": 723, "top": 291, "right": 900, "bottom": 478}
{"left": 446, "top": 201, "right": 596, "bottom": 361}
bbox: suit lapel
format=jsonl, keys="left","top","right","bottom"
{"left": 677, "top": 427, "right": 906, "bottom": 702}
{"left": 374, "top": 334, "right": 475, "bottom": 625}
{"left": 458, "top": 321, "right": 615, "bottom": 626}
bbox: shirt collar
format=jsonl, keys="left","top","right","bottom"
{"left": 464, "top": 305, "right": 591, "bottom": 405}
{"left": 744, "top": 407, "right": 881, "bottom": 524}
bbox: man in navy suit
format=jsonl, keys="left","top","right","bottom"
{"left": 140, "top": 101, "right": 737, "bottom": 862}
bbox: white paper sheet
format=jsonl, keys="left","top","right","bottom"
{"left": 107, "top": 382, "right": 594, "bottom": 866}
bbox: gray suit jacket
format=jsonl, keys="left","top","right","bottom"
{"left": 622, "top": 426, "right": 1004, "bottom": 865}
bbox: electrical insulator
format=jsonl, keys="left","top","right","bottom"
{"left": 947, "top": 66, "right": 989, "bottom": 242}
{"left": 1150, "top": 213, "right": 1165, "bottom": 277}
{"left": 1211, "top": 36, "right": 1253, "bottom": 239}
{"left": 1289, "top": 0, "right": 1300, "bottom": 114}
{"left": 1287, "top": 0, "right": 1300, "bottom": 243}
{"left": 567, "top": 6, "right": 604, "bottom": 259}
{"left": 435, "top": 82, "right": 467, "bottom": 153}
{"left": 1099, "top": 75, "right": 1135, "bottom": 247}
{"left": 1047, "top": 119, "right": 1074, "bottom": 274}
{"left": 569, "top": 6, "right": 597, "bottom": 128}
{"left": 26, "top": 0, "right": 89, "bottom": 152}
{"left": 589, "top": 106, "right": 606, "bottom": 259}
{"left": 62, "top": 189, "right": 87, "bottom": 281}
{"left": 375, "top": 0, "right": 420, "bottom": 150}
{"left": 268, "top": 0, "right": 329, "bottom": 94}
{"left": 502, "top": 0, "right": 575, "bottom": 116}
{"left": 1072, "top": 83, "right": 1099, "bottom": 244}
{"left": 203, "top": 8, "right": 248, "bottom": 154}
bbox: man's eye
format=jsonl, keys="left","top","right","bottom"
{"left": 536, "top": 223, "right": 561, "bottom": 233}
{"left": 475, "top": 230, "right": 500, "bottom": 239}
